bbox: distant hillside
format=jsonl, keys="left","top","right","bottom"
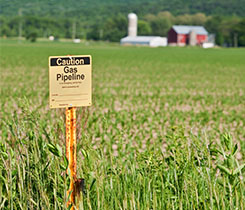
{"left": 1, "top": 0, "right": 245, "bottom": 47}
{"left": 1, "top": 0, "right": 245, "bottom": 19}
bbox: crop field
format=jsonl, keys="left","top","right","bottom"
{"left": 0, "top": 39, "right": 245, "bottom": 210}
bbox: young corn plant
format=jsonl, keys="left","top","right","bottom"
{"left": 209, "top": 133, "right": 244, "bottom": 207}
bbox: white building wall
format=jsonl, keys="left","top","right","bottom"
{"left": 150, "top": 37, "right": 167, "bottom": 47}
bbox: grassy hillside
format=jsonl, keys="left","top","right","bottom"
{"left": 1, "top": 0, "right": 245, "bottom": 18}
{"left": 0, "top": 39, "right": 244, "bottom": 209}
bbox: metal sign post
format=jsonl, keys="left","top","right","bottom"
{"left": 66, "top": 107, "right": 77, "bottom": 208}
{"left": 49, "top": 55, "right": 92, "bottom": 209}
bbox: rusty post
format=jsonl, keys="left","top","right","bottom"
{"left": 66, "top": 107, "right": 77, "bottom": 209}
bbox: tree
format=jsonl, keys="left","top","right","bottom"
{"left": 87, "top": 24, "right": 101, "bottom": 40}
{"left": 205, "top": 16, "right": 225, "bottom": 46}
{"left": 103, "top": 14, "right": 127, "bottom": 42}
{"left": 26, "top": 30, "right": 38, "bottom": 42}
{"left": 144, "top": 14, "right": 156, "bottom": 23}
{"left": 191, "top": 13, "right": 207, "bottom": 25}
{"left": 221, "top": 17, "right": 240, "bottom": 47}
{"left": 175, "top": 14, "right": 193, "bottom": 25}
{"left": 215, "top": 32, "right": 224, "bottom": 46}
{"left": 0, "top": 25, "right": 12, "bottom": 37}
{"left": 150, "top": 17, "right": 171, "bottom": 36}
{"left": 235, "top": 18, "right": 245, "bottom": 46}
{"left": 157, "top": 11, "right": 175, "bottom": 23}
{"left": 138, "top": 20, "right": 151, "bottom": 35}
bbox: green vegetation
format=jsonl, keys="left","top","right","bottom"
{"left": 1, "top": 0, "right": 245, "bottom": 17}
{"left": 1, "top": 0, "right": 245, "bottom": 46}
{"left": 0, "top": 39, "right": 245, "bottom": 209}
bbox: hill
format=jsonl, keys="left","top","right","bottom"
{"left": 1, "top": 0, "right": 245, "bottom": 47}
{"left": 1, "top": 0, "right": 245, "bottom": 18}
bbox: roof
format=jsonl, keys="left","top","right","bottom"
{"left": 120, "top": 36, "right": 167, "bottom": 47}
{"left": 172, "top": 25, "right": 208, "bottom": 35}
{"left": 121, "top": 36, "right": 165, "bottom": 44}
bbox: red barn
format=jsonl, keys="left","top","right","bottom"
{"left": 168, "top": 25, "right": 208, "bottom": 46}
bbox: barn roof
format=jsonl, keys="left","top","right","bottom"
{"left": 172, "top": 25, "right": 208, "bottom": 35}
{"left": 120, "top": 36, "right": 167, "bottom": 47}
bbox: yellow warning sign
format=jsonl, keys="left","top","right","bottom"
{"left": 49, "top": 55, "right": 92, "bottom": 108}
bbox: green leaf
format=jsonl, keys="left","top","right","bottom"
{"left": 0, "top": 174, "right": 6, "bottom": 182}
{"left": 60, "top": 164, "right": 66, "bottom": 170}
{"left": 64, "top": 156, "right": 69, "bottom": 170}
{"left": 209, "top": 148, "right": 223, "bottom": 156}
{"left": 222, "top": 133, "right": 232, "bottom": 151}
{"left": 217, "top": 164, "right": 231, "bottom": 175}
{"left": 0, "top": 151, "right": 8, "bottom": 159}
{"left": 232, "top": 144, "right": 238, "bottom": 155}
{"left": 56, "top": 144, "right": 63, "bottom": 157}
{"left": 67, "top": 167, "right": 71, "bottom": 177}
{"left": 47, "top": 143, "right": 62, "bottom": 157}
{"left": 60, "top": 156, "right": 69, "bottom": 170}
{"left": 67, "top": 204, "right": 73, "bottom": 210}
{"left": 217, "top": 178, "right": 224, "bottom": 186}
{"left": 66, "top": 190, "right": 73, "bottom": 209}
{"left": 42, "top": 161, "right": 50, "bottom": 173}
{"left": 81, "top": 149, "right": 88, "bottom": 159}
{"left": 89, "top": 178, "right": 96, "bottom": 191}
{"left": 233, "top": 164, "right": 245, "bottom": 175}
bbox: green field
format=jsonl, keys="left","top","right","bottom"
{"left": 0, "top": 39, "right": 245, "bottom": 210}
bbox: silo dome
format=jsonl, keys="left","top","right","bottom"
{"left": 128, "top": 13, "right": 137, "bottom": 37}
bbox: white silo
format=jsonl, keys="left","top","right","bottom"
{"left": 128, "top": 13, "right": 137, "bottom": 37}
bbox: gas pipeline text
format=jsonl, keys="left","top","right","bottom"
{"left": 57, "top": 66, "right": 85, "bottom": 82}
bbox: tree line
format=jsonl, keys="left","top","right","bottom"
{"left": 0, "top": 11, "right": 245, "bottom": 46}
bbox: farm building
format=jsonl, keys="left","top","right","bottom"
{"left": 168, "top": 25, "right": 208, "bottom": 46}
{"left": 120, "top": 13, "right": 167, "bottom": 47}
{"left": 120, "top": 36, "right": 167, "bottom": 47}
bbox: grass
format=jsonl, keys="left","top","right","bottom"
{"left": 0, "top": 39, "right": 245, "bottom": 209}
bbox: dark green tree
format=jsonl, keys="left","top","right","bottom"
{"left": 26, "top": 30, "right": 38, "bottom": 42}
{"left": 150, "top": 17, "right": 171, "bottom": 36}
{"left": 103, "top": 14, "right": 127, "bottom": 42}
{"left": 87, "top": 24, "right": 101, "bottom": 40}
{"left": 215, "top": 32, "right": 224, "bottom": 46}
{"left": 235, "top": 18, "right": 245, "bottom": 46}
{"left": 138, "top": 20, "right": 152, "bottom": 35}
{"left": 205, "top": 16, "right": 225, "bottom": 46}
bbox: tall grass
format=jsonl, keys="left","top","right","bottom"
{"left": 0, "top": 39, "right": 244, "bottom": 209}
